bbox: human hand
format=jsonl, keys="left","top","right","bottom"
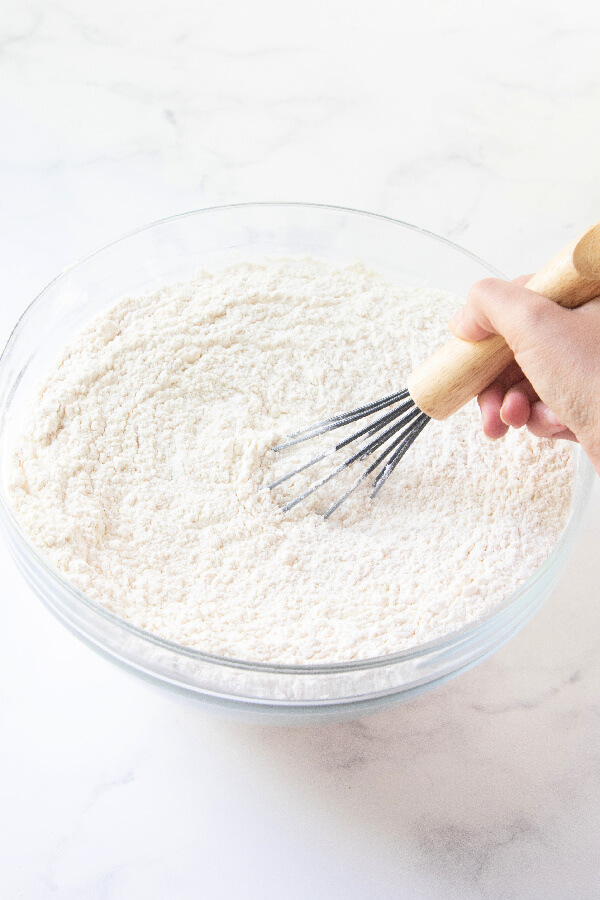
{"left": 449, "top": 276, "right": 600, "bottom": 475}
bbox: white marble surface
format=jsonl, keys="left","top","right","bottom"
{"left": 2, "top": 1, "right": 600, "bottom": 897}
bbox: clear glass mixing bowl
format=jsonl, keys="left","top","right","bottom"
{"left": 0, "top": 203, "right": 593, "bottom": 723}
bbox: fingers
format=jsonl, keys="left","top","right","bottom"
{"left": 511, "top": 274, "right": 533, "bottom": 287}
{"left": 448, "top": 307, "right": 491, "bottom": 342}
{"left": 449, "top": 273, "right": 594, "bottom": 453}
{"left": 527, "top": 402, "right": 578, "bottom": 442}
{"left": 500, "top": 378, "right": 538, "bottom": 428}
{"left": 476, "top": 363, "right": 577, "bottom": 444}
{"left": 477, "top": 362, "right": 528, "bottom": 438}
{"left": 478, "top": 383, "right": 509, "bottom": 439}
{"left": 448, "top": 276, "right": 532, "bottom": 341}
{"left": 448, "top": 276, "right": 568, "bottom": 358}
{"left": 480, "top": 386, "right": 577, "bottom": 443}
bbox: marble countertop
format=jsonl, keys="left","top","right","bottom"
{"left": 2, "top": 2, "right": 600, "bottom": 897}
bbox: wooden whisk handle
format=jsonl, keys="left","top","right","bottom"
{"left": 406, "top": 222, "right": 600, "bottom": 420}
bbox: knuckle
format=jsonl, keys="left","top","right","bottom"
{"left": 467, "top": 278, "right": 500, "bottom": 306}
{"left": 512, "top": 295, "right": 551, "bottom": 345}
{"left": 506, "top": 292, "right": 559, "bottom": 357}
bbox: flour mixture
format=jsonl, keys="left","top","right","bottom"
{"left": 9, "top": 258, "right": 574, "bottom": 662}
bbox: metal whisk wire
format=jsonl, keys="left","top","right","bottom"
{"left": 268, "top": 391, "right": 430, "bottom": 517}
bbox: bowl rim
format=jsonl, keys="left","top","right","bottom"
{"left": 0, "top": 200, "right": 592, "bottom": 677}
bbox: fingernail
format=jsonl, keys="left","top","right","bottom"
{"left": 545, "top": 408, "right": 561, "bottom": 426}
{"left": 448, "top": 310, "right": 463, "bottom": 333}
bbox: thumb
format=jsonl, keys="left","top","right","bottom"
{"left": 449, "top": 277, "right": 570, "bottom": 359}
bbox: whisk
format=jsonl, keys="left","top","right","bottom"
{"left": 269, "top": 221, "right": 600, "bottom": 517}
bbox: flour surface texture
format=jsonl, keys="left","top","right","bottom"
{"left": 9, "top": 258, "right": 574, "bottom": 663}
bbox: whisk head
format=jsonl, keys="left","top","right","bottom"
{"left": 268, "top": 390, "right": 430, "bottom": 517}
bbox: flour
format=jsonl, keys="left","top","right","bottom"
{"left": 9, "top": 257, "right": 574, "bottom": 663}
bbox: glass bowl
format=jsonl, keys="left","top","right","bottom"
{"left": 0, "top": 203, "right": 593, "bottom": 724}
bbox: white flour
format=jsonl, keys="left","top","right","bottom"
{"left": 9, "top": 258, "right": 574, "bottom": 663}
